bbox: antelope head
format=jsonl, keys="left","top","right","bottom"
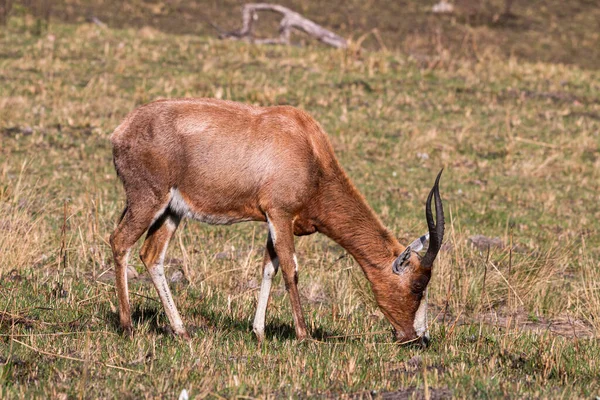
{"left": 369, "top": 170, "right": 445, "bottom": 345}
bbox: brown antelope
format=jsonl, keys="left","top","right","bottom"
{"left": 109, "top": 98, "right": 444, "bottom": 344}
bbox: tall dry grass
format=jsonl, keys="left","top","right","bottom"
{"left": 0, "top": 161, "right": 51, "bottom": 275}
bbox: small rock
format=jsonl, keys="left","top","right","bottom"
{"left": 441, "top": 241, "right": 454, "bottom": 252}
{"left": 302, "top": 282, "right": 328, "bottom": 303}
{"left": 126, "top": 265, "right": 139, "bottom": 279}
{"left": 468, "top": 234, "right": 504, "bottom": 250}
{"left": 52, "top": 282, "right": 69, "bottom": 298}
{"left": 9, "top": 269, "right": 23, "bottom": 282}
{"left": 246, "top": 278, "right": 259, "bottom": 290}
{"left": 165, "top": 257, "right": 183, "bottom": 265}
{"left": 432, "top": 0, "right": 454, "bottom": 13}
{"left": 406, "top": 355, "right": 422, "bottom": 368}
{"left": 170, "top": 270, "right": 185, "bottom": 283}
{"left": 368, "top": 313, "right": 383, "bottom": 321}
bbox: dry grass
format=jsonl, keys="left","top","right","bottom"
{"left": 1, "top": 14, "right": 599, "bottom": 398}
{"left": 0, "top": 162, "right": 51, "bottom": 274}
{"left": 28, "top": 0, "right": 600, "bottom": 70}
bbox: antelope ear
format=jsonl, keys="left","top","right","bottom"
{"left": 392, "top": 247, "right": 412, "bottom": 275}
{"left": 392, "top": 233, "right": 430, "bottom": 275}
{"left": 409, "top": 232, "right": 430, "bottom": 252}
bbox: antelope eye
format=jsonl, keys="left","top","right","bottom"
{"left": 411, "top": 275, "right": 430, "bottom": 294}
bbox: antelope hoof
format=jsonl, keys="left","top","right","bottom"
{"left": 178, "top": 330, "right": 191, "bottom": 341}
{"left": 394, "top": 329, "right": 421, "bottom": 346}
{"left": 253, "top": 329, "right": 265, "bottom": 344}
{"left": 121, "top": 325, "right": 134, "bottom": 339}
{"left": 173, "top": 327, "right": 191, "bottom": 341}
{"left": 420, "top": 332, "right": 431, "bottom": 348}
{"left": 162, "top": 325, "right": 191, "bottom": 341}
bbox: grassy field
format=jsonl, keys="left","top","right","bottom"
{"left": 1, "top": 10, "right": 600, "bottom": 399}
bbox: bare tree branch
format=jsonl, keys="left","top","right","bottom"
{"left": 87, "top": 15, "right": 107, "bottom": 29}
{"left": 221, "top": 3, "right": 347, "bottom": 49}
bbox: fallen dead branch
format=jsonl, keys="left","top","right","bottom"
{"left": 221, "top": 3, "right": 347, "bottom": 48}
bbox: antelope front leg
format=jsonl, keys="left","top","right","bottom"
{"left": 113, "top": 247, "right": 132, "bottom": 335}
{"left": 252, "top": 231, "right": 279, "bottom": 343}
{"left": 267, "top": 214, "right": 309, "bottom": 340}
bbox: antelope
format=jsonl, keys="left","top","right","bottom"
{"left": 109, "top": 98, "right": 444, "bottom": 344}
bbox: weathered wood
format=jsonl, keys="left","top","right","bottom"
{"left": 221, "top": 3, "right": 347, "bottom": 49}
{"left": 88, "top": 15, "right": 107, "bottom": 29}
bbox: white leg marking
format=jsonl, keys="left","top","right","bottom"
{"left": 266, "top": 213, "right": 277, "bottom": 244}
{"left": 170, "top": 187, "right": 252, "bottom": 225}
{"left": 169, "top": 188, "right": 191, "bottom": 217}
{"left": 293, "top": 254, "right": 298, "bottom": 273}
{"left": 414, "top": 289, "right": 429, "bottom": 338}
{"left": 252, "top": 256, "right": 280, "bottom": 341}
{"left": 120, "top": 249, "right": 131, "bottom": 304}
{"left": 147, "top": 221, "right": 186, "bottom": 334}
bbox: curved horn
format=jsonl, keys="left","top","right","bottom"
{"left": 421, "top": 169, "right": 444, "bottom": 269}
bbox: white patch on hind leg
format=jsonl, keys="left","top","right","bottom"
{"left": 252, "top": 256, "right": 280, "bottom": 341}
{"left": 169, "top": 188, "right": 251, "bottom": 225}
{"left": 146, "top": 219, "right": 186, "bottom": 335}
{"left": 169, "top": 188, "right": 191, "bottom": 218}
{"left": 266, "top": 213, "right": 277, "bottom": 243}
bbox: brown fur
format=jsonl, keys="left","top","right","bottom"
{"left": 110, "top": 98, "right": 439, "bottom": 342}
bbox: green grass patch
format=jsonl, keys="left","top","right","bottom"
{"left": 1, "top": 18, "right": 599, "bottom": 398}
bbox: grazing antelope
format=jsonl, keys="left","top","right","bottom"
{"left": 109, "top": 98, "right": 444, "bottom": 344}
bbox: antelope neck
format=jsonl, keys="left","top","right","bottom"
{"left": 313, "top": 173, "right": 402, "bottom": 276}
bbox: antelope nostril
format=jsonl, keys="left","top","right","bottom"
{"left": 392, "top": 329, "right": 420, "bottom": 346}
{"left": 392, "top": 328, "right": 405, "bottom": 343}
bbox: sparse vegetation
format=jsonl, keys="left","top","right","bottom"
{"left": 1, "top": 4, "right": 599, "bottom": 398}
